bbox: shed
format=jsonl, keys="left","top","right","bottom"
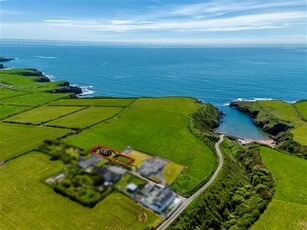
{"left": 126, "top": 183, "right": 138, "bottom": 193}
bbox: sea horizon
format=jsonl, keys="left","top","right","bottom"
{"left": 1, "top": 41, "right": 306, "bottom": 140}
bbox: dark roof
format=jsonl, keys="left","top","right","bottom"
{"left": 77, "top": 154, "right": 101, "bottom": 168}
{"left": 93, "top": 166, "right": 121, "bottom": 183}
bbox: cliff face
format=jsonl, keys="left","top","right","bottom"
{"left": 51, "top": 86, "right": 82, "bottom": 94}
{"left": 11, "top": 68, "right": 83, "bottom": 96}
{"left": 230, "top": 101, "right": 291, "bottom": 135}
{"left": 230, "top": 100, "right": 306, "bottom": 159}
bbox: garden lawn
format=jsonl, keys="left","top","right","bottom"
{"left": 0, "top": 152, "right": 162, "bottom": 230}
{"left": 251, "top": 147, "right": 307, "bottom": 230}
{"left": 5, "top": 106, "right": 83, "bottom": 124}
{"left": 64, "top": 97, "right": 217, "bottom": 195}
{"left": 48, "top": 106, "right": 123, "bottom": 128}
{"left": 0, "top": 105, "right": 30, "bottom": 120}
{"left": 49, "top": 98, "right": 136, "bottom": 107}
{"left": 162, "top": 162, "right": 185, "bottom": 186}
{"left": 295, "top": 101, "right": 307, "bottom": 120}
{"left": 0, "top": 92, "right": 69, "bottom": 106}
{"left": 0, "top": 123, "right": 71, "bottom": 161}
{"left": 127, "top": 150, "right": 153, "bottom": 167}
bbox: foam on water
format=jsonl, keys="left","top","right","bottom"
{"left": 36, "top": 56, "right": 58, "bottom": 59}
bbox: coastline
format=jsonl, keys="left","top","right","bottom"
{"left": 237, "top": 138, "right": 276, "bottom": 148}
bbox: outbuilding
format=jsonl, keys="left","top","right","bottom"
{"left": 126, "top": 183, "right": 138, "bottom": 193}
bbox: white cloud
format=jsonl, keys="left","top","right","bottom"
{"left": 1, "top": 0, "right": 306, "bottom": 44}
{"left": 1, "top": 22, "right": 306, "bottom": 45}
{"left": 42, "top": 11, "right": 306, "bottom": 32}
{"left": 167, "top": 0, "right": 306, "bottom": 17}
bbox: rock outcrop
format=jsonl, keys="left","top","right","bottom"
{"left": 0, "top": 57, "right": 15, "bottom": 62}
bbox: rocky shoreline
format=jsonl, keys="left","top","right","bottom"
{"left": 0, "top": 57, "right": 15, "bottom": 62}
{"left": 0, "top": 57, "right": 83, "bottom": 96}
{"left": 230, "top": 100, "right": 306, "bottom": 158}
{"left": 229, "top": 100, "right": 291, "bottom": 135}
{"left": 19, "top": 69, "right": 83, "bottom": 95}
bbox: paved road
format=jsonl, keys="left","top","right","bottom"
{"left": 157, "top": 134, "right": 224, "bottom": 230}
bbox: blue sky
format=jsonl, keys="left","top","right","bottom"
{"left": 0, "top": 0, "right": 306, "bottom": 45}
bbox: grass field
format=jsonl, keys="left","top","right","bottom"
{"left": 48, "top": 106, "right": 123, "bottom": 128}
{"left": 49, "top": 98, "right": 136, "bottom": 107}
{"left": 295, "top": 100, "right": 307, "bottom": 120}
{"left": 0, "top": 105, "right": 29, "bottom": 120}
{"left": 291, "top": 124, "right": 307, "bottom": 146}
{"left": 5, "top": 106, "right": 83, "bottom": 124}
{"left": 0, "top": 69, "right": 65, "bottom": 93}
{"left": 250, "top": 100, "right": 307, "bottom": 146}
{"left": 0, "top": 123, "right": 71, "bottom": 161}
{"left": 64, "top": 97, "right": 217, "bottom": 195}
{"left": 251, "top": 147, "right": 307, "bottom": 230}
{"left": 0, "top": 152, "right": 162, "bottom": 230}
{"left": 162, "top": 162, "right": 185, "bottom": 185}
{"left": 127, "top": 150, "right": 153, "bottom": 166}
{"left": 258, "top": 100, "right": 302, "bottom": 125}
{"left": 0, "top": 89, "right": 28, "bottom": 99}
{"left": 0, "top": 92, "right": 69, "bottom": 106}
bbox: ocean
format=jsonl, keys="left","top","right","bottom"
{"left": 1, "top": 42, "right": 306, "bottom": 140}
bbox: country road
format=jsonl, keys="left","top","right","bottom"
{"left": 157, "top": 134, "right": 224, "bottom": 230}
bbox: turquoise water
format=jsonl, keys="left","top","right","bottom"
{"left": 1, "top": 42, "right": 306, "bottom": 140}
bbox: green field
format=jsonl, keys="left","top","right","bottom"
{"left": 251, "top": 147, "right": 307, "bottom": 230}
{"left": 0, "top": 92, "right": 69, "bottom": 106}
{"left": 241, "top": 100, "right": 307, "bottom": 146}
{"left": 0, "top": 105, "right": 29, "bottom": 120}
{"left": 64, "top": 97, "right": 217, "bottom": 195}
{"left": 162, "top": 162, "right": 185, "bottom": 185}
{"left": 291, "top": 124, "right": 307, "bottom": 146}
{"left": 127, "top": 150, "right": 153, "bottom": 166}
{"left": 258, "top": 100, "right": 302, "bottom": 125}
{"left": 0, "top": 123, "right": 71, "bottom": 161}
{"left": 0, "top": 69, "right": 66, "bottom": 93}
{"left": 49, "top": 98, "right": 136, "bottom": 107}
{"left": 5, "top": 106, "right": 83, "bottom": 124}
{"left": 0, "top": 152, "right": 162, "bottom": 229}
{"left": 0, "top": 88, "right": 28, "bottom": 99}
{"left": 48, "top": 106, "right": 123, "bottom": 128}
{"left": 0, "top": 69, "right": 219, "bottom": 228}
{"left": 295, "top": 100, "right": 307, "bottom": 120}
